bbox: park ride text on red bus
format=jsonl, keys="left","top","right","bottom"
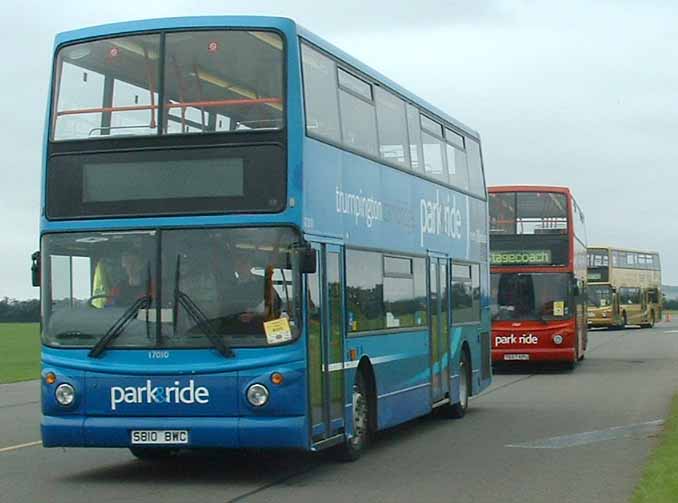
{"left": 488, "top": 186, "right": 587, "bottom": 368}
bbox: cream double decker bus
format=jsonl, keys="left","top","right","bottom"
{"left": 587, "top": 247, "right": 662, "bottom": 329}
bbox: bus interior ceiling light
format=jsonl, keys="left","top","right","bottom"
{"left": 66, "top": 46, "right": 91, "bottom": 60}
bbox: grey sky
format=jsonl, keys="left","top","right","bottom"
{"left": 1, "top": 0, "right": 677, "bottom": 298}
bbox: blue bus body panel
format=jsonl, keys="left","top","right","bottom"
{"left": 344, "top": 330, "right": 430, "bottom": 430}
{"left": 41, "top": 343, "right": 309, "bottom": 448}
{"left": 301, "top": 138, "right": 488, "bottom": 259}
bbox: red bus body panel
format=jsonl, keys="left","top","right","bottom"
{"left": 491, "top": 319, "right": 577, "bottom": 363}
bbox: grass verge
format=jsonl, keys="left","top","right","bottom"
{"left": 632, "top": 394, "right": 678, "bottom": 502}
{"left": 0, "top": 323, "right": 40, "bottom": 384}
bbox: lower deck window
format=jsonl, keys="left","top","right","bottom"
{"left": 346, "top": 250, "right": 426, "bottom": 332}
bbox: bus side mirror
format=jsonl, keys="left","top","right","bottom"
{"left": 31, "top": 251, "right": 40, "bottom": 287}
{"left": 299, "top": 247, "right": 317, "bottom": 274}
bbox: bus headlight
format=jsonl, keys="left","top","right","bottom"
{"left": 552, "top": 334, "right": 564, "bottom": 345}
{"left": 55, "top": 383, "right": 75, "bottom": 406}
{"left": 246, "top": 384, "right": 269, "bottom": 407}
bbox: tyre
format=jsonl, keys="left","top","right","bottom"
{"left": 444, "top": 351, "right": 470, "bottom": 419}
{"left": 334, "top": 371, "right": 370, "bottom": 462}
{"left": 129, "top": 447, "right": 178, "bottom": 460}
{"left": 566, "top": 339, "right": 579, "bottom": 370}
{"left": 641, "top": 312, "right": 655, "bottom": 329}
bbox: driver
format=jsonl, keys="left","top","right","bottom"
{"left": 225, "top": 251, "right": 281, "bottom": 329}
{"left": 114, "top": 250, "right": 150, "bottom": 306}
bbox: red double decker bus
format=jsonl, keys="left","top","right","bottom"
{"left": 489, "top": 186, "right": 588, "bottom": 367}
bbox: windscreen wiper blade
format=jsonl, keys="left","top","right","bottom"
{"left": 172, "top": 254, "right": 233, "bottom": 358}
{"left": 88, "top": 295, "right": 151, "bottom": 358}
{"left": 176, "top": 291, "right": 233, "bottom": 358}
{"left": 89, "top": 264, "right": 153, "bottom": 358}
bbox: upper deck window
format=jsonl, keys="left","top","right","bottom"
{"left": 337, "top": 70, "right": 378, "bottom": 156}
{"left": 445, "top": 128, "right": 468, "bottom": 190}
{"left": 299, "top": 40, "right": 486, "bottom": 200}
{"left": 52, "top": 30, "right": 284, "bottom": 140}
{"left": 301, "top": 43, "right": 340, "bottom": 142}
{"left": 489, "top": 192, "right": 568, "bottom": 235}
{"left": 421, "top": 115, "right": 443, "bottom": 137}
{"left": 587, "top": 249, "right": 609, "bottom": 268}
{"left": 375, "top": 88, "right": 409, "bottom": 167}
{"left": 466, "top": 139, "right": 486, "bottom": 197}
{"left": 338, "top": 69, "right": 372, "bottom": 100}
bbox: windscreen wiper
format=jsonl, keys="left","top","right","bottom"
{"left": 173, "top": 254, "right": 233, "bottom": 358}
{"left": 89, "top": 265, "right": 153, "bottom": 358}
{"left": 88, "top": 295, "right": 151, "bottom": 358}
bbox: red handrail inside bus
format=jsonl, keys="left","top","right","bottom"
{"left": 56, "top": 97, "right": 282, "bottom": 117}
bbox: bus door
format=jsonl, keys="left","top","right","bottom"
{"left": 307, "top": 243, "right": 345, "bottom": 444}
{"left": 429, "top": 255, "right": 450, "bottom": 404}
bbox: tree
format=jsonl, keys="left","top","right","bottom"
{"left": 0, "top": 298, "right": 40, "bottom": 322}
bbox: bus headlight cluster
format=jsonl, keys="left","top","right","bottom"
{"left": 55, "top": 383, "right": 75, "bottom": 406}
{"left": 246, "top": 384, "right": 269, "bottom": 407}
{"left": 552, "top": 334, "right": 564, "bottom": 345}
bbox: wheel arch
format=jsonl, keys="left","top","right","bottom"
{"left": 356, "top": 356, "right": 377, "bottom": 432}
{"left": 460, "top": 340, "right": 473, "bottom": 395}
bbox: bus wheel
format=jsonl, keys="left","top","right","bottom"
{"left": 641, "top": 312, "right": 656, "bottom": 329}
{"left": 129, "top": 447, "right": 178, "bottom": 461}
{"left": 334, "top": 372, "right": 369, "bottom": 462}
{"left": 444, "top": 351, "right": 470, "bottom": 419}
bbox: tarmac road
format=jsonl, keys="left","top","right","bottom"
{"left": 2, "top": 320, "right": 678, "bottom": 503}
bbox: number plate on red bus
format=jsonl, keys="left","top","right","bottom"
{"left": 131, "top": 430, "right": 189, "bottom": 445}
{"left": 504, "top": 354, "right": 530, "bottom": 361}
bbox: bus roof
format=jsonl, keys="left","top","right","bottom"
{"left": 588, "top": 245, "right": 660, "bottom": 255}
{"left": 488, "top": 185, "right": 572, "bottom": 195}
{"left": 52, "top": 15, "right": 480, "bottom": 141}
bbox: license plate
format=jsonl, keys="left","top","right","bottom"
{"left": 131, "top": 430, "right": 189, "bottom": 445}
{"left": 504, "top": 354, "right": 530, "bottom": 361}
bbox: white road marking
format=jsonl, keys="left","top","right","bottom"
{"left": 664, "top": 330, "right": 678, "bottom": 334}
{"left": 0, "top": 440, "right": 41, "bottom": 453}
{"left": 506, "top": 419, "right": 664, "bottom": 449}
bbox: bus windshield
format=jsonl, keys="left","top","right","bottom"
{"left": 491, "top": 272, "right": 571, "bottom": 321}
{"left": 587, "top": 284, "right": 613, "bottom": 308}
{"left": 52, "top": 30, "right": 284, "bottom": 140}
{"left": 41, "top": 227, "right": 300, "bottom": 349}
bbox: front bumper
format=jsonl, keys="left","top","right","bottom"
{"left": 42, "top": 415, "right": 307, "bottom": 449}
{"left": 588, "top": 317, "right": 615, "bottom": 328}
{"left": 492, "top": 347, "right": 576, "bottom": 363}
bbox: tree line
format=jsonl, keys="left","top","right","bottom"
{"left": 0, "top": 298, "right": 40, "bottom": 323}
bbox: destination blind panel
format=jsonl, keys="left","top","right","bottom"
{"left": 47, "top": 144, "right": 285, "bottom": 219}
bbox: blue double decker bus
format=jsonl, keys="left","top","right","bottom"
{"left": 35, "top": 16, "right": 491, "bottom": 460}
